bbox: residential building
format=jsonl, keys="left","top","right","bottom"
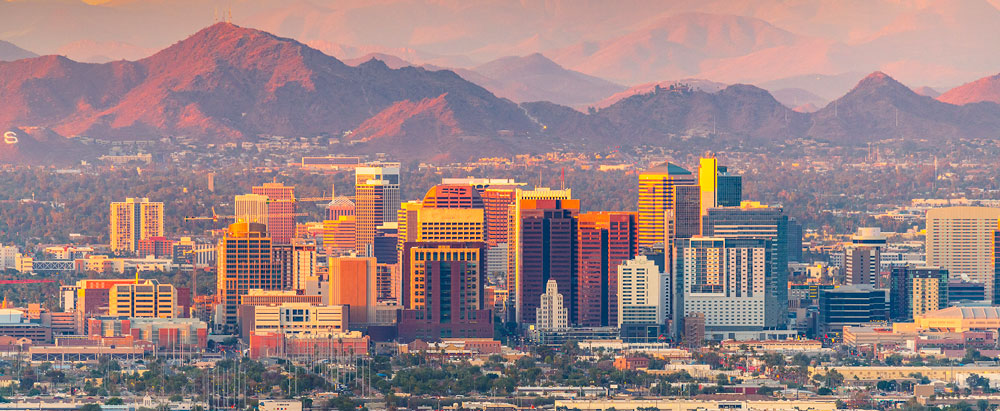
{"left": 618, "top": 256, "right": 668, "bottom": 327}
{"left": 137, "top": 236, "right": 172, "bottom": 259}
{"left": 109, "top": 198, "right": 163, "bottom": 255}
{"left": 108, "top": 279, "right": 177, "bottom": 318}
{"left": 845, "top": 228, "right": 887, "bottom": 286}
{"left": 908, "top": 267, "right": 949, "bottom": 319}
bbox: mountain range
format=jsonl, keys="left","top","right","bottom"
{"left": 0, "top": 40, "right": 36, "bottom": 61}
{"left": 4, "top": 23, "right": 1000, "bottom": 164}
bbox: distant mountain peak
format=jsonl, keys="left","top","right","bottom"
{"left": 0, "top": 40, "right": 38, "bottom": 62}
{"left": 844, "top": 71, "right": 913, "bottom": 97}
{"left": 938, "top": 72, "right": 1000, "bottom": 105}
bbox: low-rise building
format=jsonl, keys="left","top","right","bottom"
{"left": 720, "top": 339, "right": 824, "bottom": 352}
{"left": 248, "top": 331, "right": 369, "bottom": 359}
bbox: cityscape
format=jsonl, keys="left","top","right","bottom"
{"left": 2, "top": 1, "right": 1000, "bottom": 411}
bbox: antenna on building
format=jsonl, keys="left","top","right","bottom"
{"left": 560, "top": 168, "right": 565, "bottom": 190}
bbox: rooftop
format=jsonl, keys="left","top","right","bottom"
{"left": 644, "top": 162, "right": 691, "bottom": 175}
{"left": 923, "top": 306, "right": 1000, "bottom": 319}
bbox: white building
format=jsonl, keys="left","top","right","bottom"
{"left": 618, "top": 255, "right": 668, "bottom": 327}
{"left": 677, "top": 237, "right": 770, "bottom": 334}
{"left": 234, "top": 193, "right": 269, "bottom": 225}
{"left": 251, "top": 303, "right": 349, "bottom": 336}
{"left": 487, "top": 243, "right": 508, "bottom": 276}
{"left": 535, "top": 279, "right": 568, "bottom": 330}
{"left": 925, "top": 207, "right": 1000, "bottom": 302}
{"left": 0, "top": 244, "right": 18, "bottom": 271}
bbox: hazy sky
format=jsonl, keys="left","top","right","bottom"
{"left": 3, "top": 0, "right": 1000, "bottom": 89}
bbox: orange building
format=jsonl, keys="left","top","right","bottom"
{"left": 323, "top": 215, "right": 356, "bottom": 255}
{"left": 614, "top": 356, "right": 650, "bottom": 370}
{"left": 329, "top": 256, "right": 377, "bottom": 325}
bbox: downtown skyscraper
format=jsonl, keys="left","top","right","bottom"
{"left": 576, "top": 211, "right": 638, "bottom": 327}
{"left": 216, "top": 222, "right": 279, "bottom": 332}
{"left": 355, "top": 164, "right": 401, "bottom": 255}
{"left": 252, "top": 182, "right": 296, "bottom": 245}
{"left": 638, "top": 162, "right": 699, "bottom": 247}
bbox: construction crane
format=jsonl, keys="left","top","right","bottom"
{"left": 0, "top": 279, "right": 55, "bottom": 284}
{"left": 184, "top": 207, "right": 310, "bottom": 222}
{"left": 296, "top": 196, "right": 356, "bottom": 202}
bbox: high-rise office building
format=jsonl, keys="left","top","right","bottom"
{"left": 515, "top": 199, "right": 579, "bottom": 324}
{"left": 506, "top": 187, "right": 573, "bottom": 321}
{"left": 926, "top": 207, "right": 1000, "bottom": 301}
{"left": 375, "top": 263, "right": 399, "bottom": 303}
{"left": 396, "top": 184, "right": 486, "bottom": 261}
{"left": 271, "top": 239, "right": 316, "bottom": 291}
{"left": 235, "top": 194, "right": 269, "bottom": 225}
{"left": 329, "top": 256, "right": 378, "bottom": 326}
{"left": 701, "top": 203, "right": 791, "bottom": 328}
{"left": 576, "top": 211, "right": 638, "bottom": 327}
{"left": 817, "top": 285, "right": 888, "bottom": 334}
{"left": 355, "top": 164, "right": 401, "bottom": 254}
{"left": 109, "top": 279, "right": 177, "bottom": 318}
{"left": 638, "top": 162, "right": 699, "bottom": 247}
{"left": 948, "top": 280, "right": 985, "bottom": 304}
{"left": 482, "top": 187, "right": 518, "bottom": 246}
{"left": 845, "top": 228, "right": 887, "bottom": 286}
{"left": 675, "top": 237, "right": 772, "bottom": 338}
{"left": 216, "top": 222, "right": 279, "bottom": 332}
{"left": 109, "top": 198, "right": 163, "bottom": 255}
{"left": 372, "top": 223, "right": 399, "bottom": 265}
{"left": 397, "top": 201, "right": 423, "bottom": 263}
{"left": 697, "top": 157, "right": 742, "bottom": 217}
{"left": 787, "top": 218, "right": 803, "bottom": 263}
{"left": 323, "top": 215, "right": 356, "bottom": 255}
{"left": 253, "top": 183, "right": 296, "bottom": 245}
{"left": 618, "top": 255, "right": 668, "bottom": 327}
{"left": 326, "top": 184, "right": 355, "bottom": 221}
{"left": 399, "top": 242, "right": 492, "bottom": 341}
{"left": 536, "top": 279, "right": 568, "bottom": 331}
